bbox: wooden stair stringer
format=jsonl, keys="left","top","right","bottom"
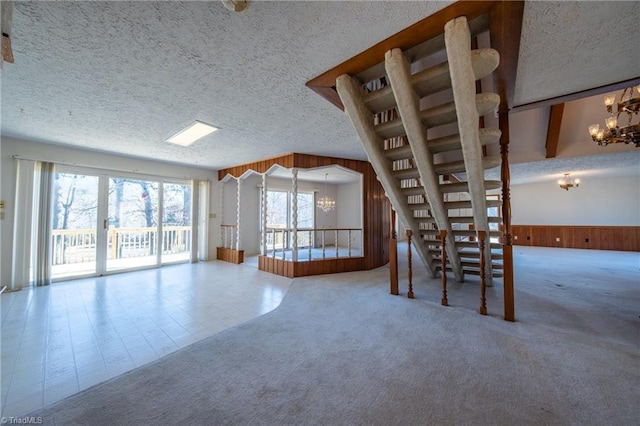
{"left": 444, "top": 16, "right": 498, "bottom": 286}
{"left": 336, "top": 73, "right": 437, "bottom": 278}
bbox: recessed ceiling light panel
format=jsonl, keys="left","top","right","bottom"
{"left": 166, "top": 121, "right": 219, "bottom": 147}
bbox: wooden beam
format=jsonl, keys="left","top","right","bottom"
{"left": 545, "top": 103, "right": 564, "bottom": 159}
{"left": 489, "top": 1, "right": 524, "bottom": 112}
{"left": 2, "top": 33, "right": 13, "bottom": 63}
{"left": 489, "top": 0, "right": 524, "bottom": 323}
{"left": 307, "top": 1, "right": 498, "bottom": 109}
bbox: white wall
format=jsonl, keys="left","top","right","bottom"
{"left": 511, "top": 175, "right": 640, "bottom": 226}
{"left": 240, "top": 174, "right": 262, "bottom": 255}
{"left": 1, "top": 137, "right": 218, "bottom": 286}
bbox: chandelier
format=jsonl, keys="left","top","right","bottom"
{"left": 588, "top": 85, "right": 640, "bottom": 147}
{"left": 558, "top": 173, "right": 580, "bottom": 191}
{"left": 316, "top": 173, "right": 336, "bottom": 213}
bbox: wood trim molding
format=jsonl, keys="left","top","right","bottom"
{"left": 306, "top": 1, "right": 501, "bottom": 110}
{"left": 545, "top": 103, "right": 565, "bottom": 159}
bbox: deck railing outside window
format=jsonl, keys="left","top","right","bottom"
{"left": 51, "top": 226, "right": 191, "bottom": 265}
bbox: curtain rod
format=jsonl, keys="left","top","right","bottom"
{"left": 11, "top": 154, "right": 211, "bottom": 183}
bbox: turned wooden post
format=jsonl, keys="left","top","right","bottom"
{"left": 490, "top": 1, "right": 523, "bottom": 322}
{"left": 499, "top": 113, "right": 515, "bottom": 321}
{"left": 389, "top": 208, "right": 399, "bottom": 295}
{"left": 440, "top": 230, "right": 448, "bottom": 306}
{"left": 478, "top": 230, "right": 487, "bottom": 315}
{"left": 406, "top": 229, "right": 414, "bottom": 299}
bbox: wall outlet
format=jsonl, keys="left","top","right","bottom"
{"left": 209, "top": 213, "right": 216, "bottom": 219}
{"left": 514, "top": 235, "right": 518, "bottom": 240}
{"left": 556, "top": 237, "right": 560, "bottom": 242}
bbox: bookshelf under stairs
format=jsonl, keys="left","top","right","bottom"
{"left": 336, "top": 16, "right": 502, "bottom": 286}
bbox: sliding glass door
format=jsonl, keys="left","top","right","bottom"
{"left": 50, "top": 167, "right": 193, "bottom": 280}
{"left": 51, "top": 172, "right": 100, "bottom": 278}
{"left": 162, "top": 183, "right": 192, "bottom": 263}
{"left": 106, "top": 177, "right": 159, "bottom": 272}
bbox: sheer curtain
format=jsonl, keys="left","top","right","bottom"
{"left": 11, "top": 159, "right": 35, "bottom": 290}
{"left": 11, "top": 159, "right": 54, "bottom": 289}
{"left": 197, "top": 180, "right": 210, "bottom": 261}
{"left": 33, "top": 162, "right": 54, "bottom": 286}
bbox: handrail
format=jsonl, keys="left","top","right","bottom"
{"left": 263, "top": 226, "right": 363, "bottom": 261}
{"left": 219, "top": 224, "right": 237, "bottom": 249}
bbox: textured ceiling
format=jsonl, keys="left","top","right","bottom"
{"left": 1, "top": 1, "right": 639, "bottom": 184}
{"left": 514, "top": 1, "right": 640, "bottom": 106}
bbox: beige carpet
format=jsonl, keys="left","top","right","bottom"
{"left": 28, "top": 246, "right": 640, "bottom": 425}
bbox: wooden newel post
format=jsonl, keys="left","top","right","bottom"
{"left": 440, "top": 230, "right": 448, "bottom": 306}
{"left": 389, "top": 208, "right": 399, "bottom": 295}
{"left": 478, "top": 230, "right": 487, "bottom": 315}
{"left": 406, "top": 230, "right": 414, "bottom": 299}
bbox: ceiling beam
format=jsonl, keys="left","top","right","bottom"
{"left": 545, "top": 103, "right": 564, "bottom": 159}
{"left": 489, "top": 1, "right": 524, "bottom": 113}
{"left": 512, "top": 77, "right": 640, "bottom": 113}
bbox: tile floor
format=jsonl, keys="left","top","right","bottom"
{"left": 1, "top": 259, "right": 291, "bottom": 417}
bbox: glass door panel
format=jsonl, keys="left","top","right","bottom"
{"left": 51, "top": 172, "right": 100, "bottom": 278}
{"left": 107, "top": 177, "right": 159, "bottom": 271}
{"left": 162, "top": 183, "right": 192, "bottom": 263}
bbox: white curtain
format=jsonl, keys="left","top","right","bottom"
{"left": 11, "top": 159, "right": 54, "bottom": 289}
{"left": 197, "top": 180, "right": 210, "bottom": 261}
{"left": 33, "top": 162, "right": 54, "bottom": 286}
{"left": 11, "top": 159, "right": 36, "bottom": 290}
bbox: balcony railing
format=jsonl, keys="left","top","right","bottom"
{"left": 264, "top": 227, "right": 363, "bottom": 261}
{"left": 51, "top": 226, "right": 191, "bottom": 265}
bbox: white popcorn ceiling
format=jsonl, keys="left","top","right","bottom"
{"left": 1, "top": 1, "right": 638, "bottom": 184}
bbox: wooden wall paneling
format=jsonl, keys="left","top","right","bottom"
{"left": 562, "top": 227, "right": 573, "bottom": 249}
{"left": 530, "top": 226, "right": 543, "bottom": 247}
{"left": 598, "top": 227, "right": 610, "bottom": 251}
{"left": 623, "top": 228, "right": 637, "bottom": 251}
{"left": 512, "top": 225, "right": 639, "bottom": 252}
{"left": 571, "top": 227, "right": 586, "bottom": 249}
{"left": 588, "top": 227, "right": 600, "bottom": 250}
{"left": 547, "top": 226, "right": 563, "bottom": 248}
{"left": 611, "top": 227, "right": 625, "bottom": 251}
{"left": 511, "top": 225, "right": 527, "bottom": 246}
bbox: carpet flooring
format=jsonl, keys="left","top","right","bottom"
{"left": 28, "top": 246, "right": 640, "bottom": 425}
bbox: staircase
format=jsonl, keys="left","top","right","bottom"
{"left": 336, "top": 16, "right": 503, "bottom": 285}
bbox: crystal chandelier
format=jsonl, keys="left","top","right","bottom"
{"left": 316, "top": 173, "right": 336, "bottom": 213}
{"left": 558, "top": 173, "right": 580, "bottom": 191}
{"left": 588, "top": 85, "right": 640, "bottom": 147}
